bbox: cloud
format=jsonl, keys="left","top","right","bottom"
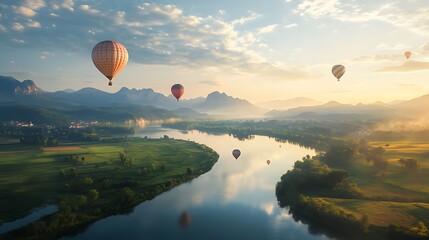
{"left": 284, "top": 23, "right": 298, "bottom": 29}
{"left": 0, "top": 2, "right": 311, "bottom": 81}
{"left": 80, "top": 4, "right": 100, "bottom": 15}
{"left": 0, "top": 24, "right": 6, "bottom": 32}
{"left": 12, "top": 22, "right": 24, "bottom": 31}
{"left": 14, "top": 6, "right": 36, "bottom": 17}
{"left": 376, "top": 43, "right": 410, "bottom": 51}
{"left": 257, "top": 24, "right": 278, "bottom": 35}
{"left": 27, "top": 20, "right": 41, "bottom": 28}
{"left": 231, "top": 12, "right": 261, "bottom": 25}
{"left": 294, "top": 1, "right": 429, "bottom": 35}
{"left": 23, "top": 0, "right": 46, "bottom": 10}
{"left": 296, "top": 0, "right": 340, "bottom": 17}
{"left": 11, "top": 38, "right": 25, "bottom": 44}
{"left": 377, "top": 61, "right": 429, "bottom": 72}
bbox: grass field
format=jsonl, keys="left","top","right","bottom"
{"left": 317, "top": 137, "right": 429, "bottom": 232}
{"left": 0, "top": 137, "right": 219, "bottom": 237}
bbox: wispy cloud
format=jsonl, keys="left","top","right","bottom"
{"left": 377, "top": 61, "right": 429, "bottom": 72}
{"left": 295, "top": 0, "right": 340, "bottom": 17}
{"left": 257, "top": 24, "right": 278, "bottom": 35}
{"left": 231, "top": 12, "right": 261, "bottom": 25}
{"left": 294, "top": 1, "right": 429, "bottom": 35}
{"left": 284, "top": 23, "right": 298, "bottom": 29}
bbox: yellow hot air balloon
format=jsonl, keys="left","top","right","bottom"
{"left": 92, "top": 40, "right": 128, "bottom": 86}
{"left": 332, "top": 65, "right": 345, "bottom": 81}
{"left": 404, "top": 51, "right": 412, "bottom": 59}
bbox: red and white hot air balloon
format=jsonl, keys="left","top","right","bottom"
{"left": 171, "top": 84, "right": 184, "bottom": 101}
{"left": 92, "top": 40, "right": 128, "bottom": 86}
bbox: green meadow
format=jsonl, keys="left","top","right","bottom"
{"left": 0, "top": 137, "right": 218, "bottom": 239}
{"left": 317, "top": 138, "right": 429, "bottom": 237}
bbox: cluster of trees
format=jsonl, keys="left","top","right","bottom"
{"left": 289, "top": 196, "right": 370, "bottom": 238}
{"left": 361, "top": 146, "right": 389, "bottom": 173}
{"left": 119, "top": 152, "right": 133, "bottom": 166}
{"left": 58, "top": 168, "right": 78, "bottom": 179}
{"left": 19, "top": 135, "right": 59, "bottom": 146}
{"left": 276, "top": 156, "right": 361, "bottom": 207}
{"left": 398, "top": 158, "right": 420, "bottom": 172}
{"left": 63, "top": 155, "right": 85, "bottom": 165}
{"left": 388, "top": 220, "right": 428, "bottom": 240}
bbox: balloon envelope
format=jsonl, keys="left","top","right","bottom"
{"left": 232, "top": 149, "right": 241, "bottom": 159}
{"left": 404, "top": 51, "right": 412, "bottom": 59}
{"left": 171, "top": 84, "right": 184, "bottom": 101}
{"left": 178, "top": 211, "right": 191, "bottom": 228}
{"left": 92, "top": 40, "right": 128, "bottom": 86}
{"left": 332, "top": 65, "right": 346, "bottom": 81}
{"left": 266, "top": 160, "right": 271, "bottom": 165}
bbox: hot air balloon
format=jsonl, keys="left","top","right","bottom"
{"left": 404, "top": 51, "right": 412, "bottom": 59}
{"left": 232, "top": 149, "right": 241, "bottom": 159}
{"left": 178, "top": 211, "right": 191, "bottom": 228}
{"left": 332, "top": 65, "right": 345, "bottom": 81}
{"left": 92, "top": 40, "right": 128, "bottom": 86}
{"left": 171, "top": 84, "right": 184, "bottom": 101}
{"left": 266, "top": 160, "right": 271, "bottom": 165}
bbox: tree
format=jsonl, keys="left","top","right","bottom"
{"left": 186, "top": 167, "right": 192, "bottom": 175}
{"left": 82, "top": 177, "right": 93, "bottom": 186}
{"left": 398, "top": 158, "right": 419, "bottom": 172}
{"left": 88, "top": 189, "right": 99, "bottom": 202}
{"left": 120, "top": 187, "right": 136, "bottom": 206}
{"left": 322, "top": 144, "right": 355, "bottom": 165}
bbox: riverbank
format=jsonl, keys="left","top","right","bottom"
{"left": 0, "top": 137, "right": 219, "bottom": 240}
{"left": 163, "top": 120, "right": 429, "bottom": 239}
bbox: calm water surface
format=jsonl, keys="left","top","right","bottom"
{"left": 65, "top": 126, "right": 332, "bottom": 240}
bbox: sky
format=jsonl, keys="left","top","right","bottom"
{"left": 1, "top": 0, "right": 429, "bottom": 104}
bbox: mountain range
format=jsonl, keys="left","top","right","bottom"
{"left": 0, "top": 76, "right": 263, "bottom": 122}
{"left": 1, "top": 76, "right": 428, "bottom": 123}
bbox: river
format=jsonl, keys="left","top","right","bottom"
{"left": 64, "top": 126, "right": 331, "bottom": 240}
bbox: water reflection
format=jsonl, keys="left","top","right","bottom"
{"left": 0, "top": 205, "right": 57, "bottom": 234}
{"left": 64, "top": 126, "right": 331, "bottom": 240}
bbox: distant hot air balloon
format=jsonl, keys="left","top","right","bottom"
{"left": 266, "top": 160, "right": 271, "bottom": 165}
{"left": 171, "top": 84, "right": 184, "bottom": 101}
{"left": 178, "top": 211, "right": 191, "bottom": 228}
{"left": 232, "top": 149, "right": 241, "bottom": 159}
{"left": 404, "top": 51, "right": 412, "bottom": 59}
{"left": 332, "top": 65, "right": 346, "bottom": 81}
{"left": 92, "top": 40, "right": 128, "bottom": 86}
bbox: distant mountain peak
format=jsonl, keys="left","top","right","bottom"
{"left": 0, "top": 76, "right": 41, "bottom": 95}
{"left": 323, "top": 101, "right": 342, "bottom": 106}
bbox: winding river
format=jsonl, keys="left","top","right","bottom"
{"left": 64, "top": 126, "right": 331, "bottom": 240}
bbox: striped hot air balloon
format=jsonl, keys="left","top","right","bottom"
{"left": 332, "top": 65, "right": 346, "bottom": 81}
{"left": 92, "top": 40, "right": 128, "bottom": 86}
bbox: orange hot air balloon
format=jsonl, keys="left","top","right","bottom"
{"left": 332, "top": 65, "right": 345, "bottom": 81}
{"left": 171, "top": 84, "right": 184, "bottom": 101}
{"left": 232, "top": 149, "right": 241, "bottom": 159}
{"left": 266, "top": 160, "right": 271, "bottom": 165}
{"left": 92, "top": 40, "right": 128, "bottom": 86}
{"left": 404, "top": 51, "right": 412, "bottom": 59}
